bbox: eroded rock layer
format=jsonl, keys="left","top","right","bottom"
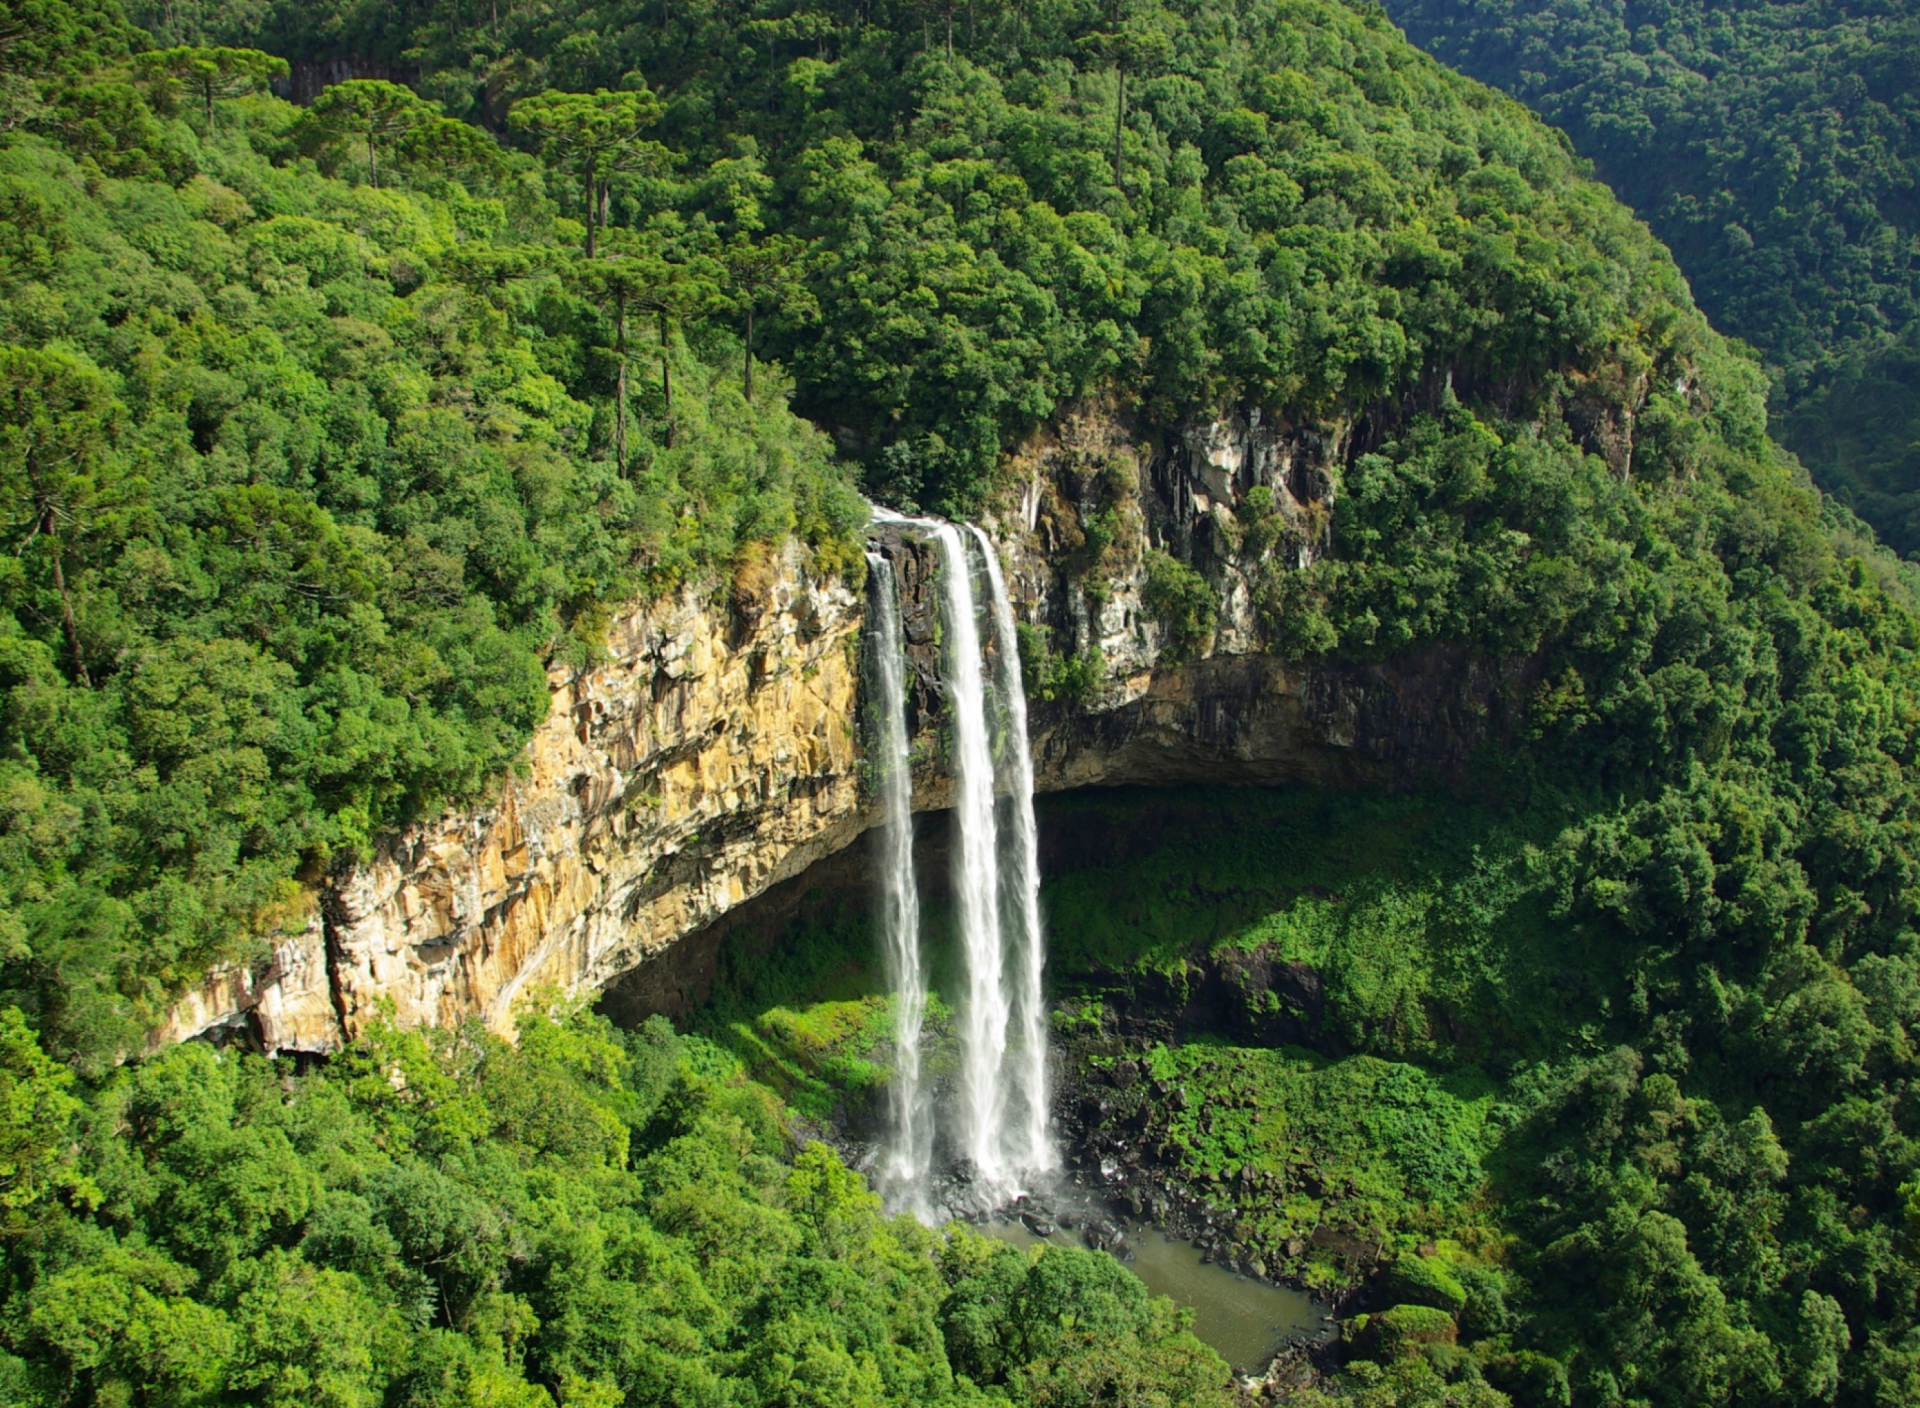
{"left": 157, "top": 541, "right": 866, "bottom": 1051}
{"left": 164, "top": 408, "right": 1527, "bottom": 1052}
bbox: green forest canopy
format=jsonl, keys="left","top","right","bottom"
{"left": 133, "top": 0, "right": 1755, "bottom": 515}
{"left": 0, "top": 1002, "right": 1244, "bottom": 1407}
{"left": 1, "top": 0, "right": 1920, "bottom": 1405}
{"left": 1372, "top": 0, "right": 1920, "bottom": 555}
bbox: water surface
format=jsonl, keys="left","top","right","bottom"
{"left": 985, "top": 1220, "right": 1320, "bottom": 1371}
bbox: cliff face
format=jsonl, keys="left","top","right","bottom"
{"left": 164, "top": 407, "right": 1527, "bottom": 1052}
{"left": 157, "top": 542, "right": 868, "bottom": 1052}
{"left": 877, "top": 401, "right": 1527, "bottom": 799}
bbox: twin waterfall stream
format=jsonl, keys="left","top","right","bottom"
{"left": 864, "top": 514, "right": 1323, "bottom": 1372}
{"left": 865, "top": 515, "right": 1057, "bottom": 1219}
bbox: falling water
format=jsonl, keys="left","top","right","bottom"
{"left": 928, "top": 523, "right": 1016, "bottom": 1196}
{"left": 866, "top": 509, "right": 1054, "bottom": 1212}
{"left": 866, "top": 553, "right": 931, "bottom": 1213}
{"left": 970, "top": 526, "right": 1057, "bottom": 1175}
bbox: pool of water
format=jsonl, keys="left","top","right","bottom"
{"left": 984, "top": 1219, "right": 1322, "bottom": 1371}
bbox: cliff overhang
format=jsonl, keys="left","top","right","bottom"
{"left": 161, "top": 407, "right": 1530, "bottom": 1053}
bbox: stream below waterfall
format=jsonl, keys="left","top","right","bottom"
{"left": 981, "top": 1214, "right": 1325, "bottom": 1372}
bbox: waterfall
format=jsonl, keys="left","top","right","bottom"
{"left": 866, "top": 510, "right": 1052, "bottom": 1213}
{"left": 928, "top": 523, "right": 1015, "bottom": 1194}
{"left": 866, "top": 553, "right": 930, "bottom": 1213}
{"left": 971, "top": 526, "right": 1056, "bottom": 1175}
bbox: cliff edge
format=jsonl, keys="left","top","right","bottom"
{"left": 162, "top": 407, "right": 1525, "bottom": 1052}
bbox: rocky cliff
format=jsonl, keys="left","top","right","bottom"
{"left": 163, "top": 407, "right": 1528, "bottom": 1053}
{"left": 157, "top": 541, "right": 868, "bottom": 1052}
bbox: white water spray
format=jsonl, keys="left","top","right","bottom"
{"left": 970, "top": 526, "right": 1057, "bottom": 1175}
{"left": 866, "top": 508, "right": 1054, "bottom": 1213}
{"left": 929, "top": 523, "right": 1015, "bottom": 1195}
{"left": 866, "top": 553, "right": 931, "bottom": 1212}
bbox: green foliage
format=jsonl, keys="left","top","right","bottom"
{"left": 1039, "top": 781, "right": 1920, "bottom": 1404}
{"left": 507, "top": 87, "right": 668, "bottom": 255}
{"left": 1355, "top": 1304, "right": 1459, "bottom": 1360}
{"left": 1380, "top": 0, "right": 1920, "bottom": 552}
{"left": 132, "top": 44, "right": 286, "bottom": 130}
{"left": 296, "top": 77, "right": 436, "bottom": 187}
{"left": 1016, "top": 622, "right": 1103, "bottom": 706}
{"left": 939, "top": 1231, "right": 1231, "bottom": 1406}
{"left": 0, "top": 3, "right": 864, "bottom": 1062}
{"left": 1778, "top": 324, "right": 1920, "bottom": 556}
{"left": 0, "top": 1004, "right": 1234, "bottom": 1408}
{"left": 1140, "top": 549, "right": 1215, "bottom": 664}
{"left": 0, "top": 0, "right": 142, "bottom": 78}
{"left": 1153, "top": 1043, "right": 1501, "bottom": 1236}
{"left": 0, "top": 1005, "right": 96, "bottom": 1227}
{"left": 147, "top": 0, "right": 1726, "bottom": 518}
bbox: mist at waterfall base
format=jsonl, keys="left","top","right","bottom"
{"left": 865, "top": 513, "right": 1057, "bottom": 1219}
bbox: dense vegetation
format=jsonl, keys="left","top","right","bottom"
{"left": 721, "top": 784, "right": 1920, "bottom": 1407}
{"left": 133, "top": 0, "right": 1721, "bottom": 521}
{"left": 1371, "top": 0, "right": 1920, "bottom": 553}
{"left": 2, "top": 1, "right": 1920, "bottom": 1407}
{"left": 0, "top": 1002, "right": 1238, "bottom": 1405}
{"left": 0, "top": 1, "right": 864, "bottom": 1064}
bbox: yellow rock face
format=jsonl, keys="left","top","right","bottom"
{"left": 157, "top": 540, "right": 871, "bottom": 1051}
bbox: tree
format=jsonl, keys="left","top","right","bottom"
{"left": 0, "top": 1005, "right": 98, "bottom": 1229}
{"left": 573, "top": 239, "right": 725, "bottom": 465}
{"left": 396, "top": 114, "right": 509, "bottom": 186}
{"left": 723, "top": 232, "right": 814, "bottom": 401}
{"left": 628, "top": 249, "right": 722, "bottom": 438}
{"left": 0, "top": 0, "right": 141, "bottom": 79}
{"left": 133, "top": 45, "right": 287, "bottom": 131}
{"left": 0, "top": 345, "right": 127, "bottom": 687}
{"left": 300, "top": 79, "right": 435, "bottom": 188}
{"left": 439, "top": 242, "right": 553, "bottom": 305}
{"left": 784, "top": 1141, "right": 881, "bottom": 1258}
{"left": 1081, "top": 3, "right": 1180, "bottom": 192}
{"left": 509, "top": 88, "right": 668, "bottom": 257}
{"left": 569, "top": 249, "right": 654, "bottom": 474}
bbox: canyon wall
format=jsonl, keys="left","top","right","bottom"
{"left": 163, "top": 407, "right": 1529, "bottom": 1053}
{"left": 156, "top": 541, "right": 869, "bottom": 1052}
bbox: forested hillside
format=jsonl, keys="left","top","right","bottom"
{"left": 1371, "top": 0, "right": 1920, "bottom": 554}
{"left": 129, "top": 0, "right": 1737, "bottom": 517}
{"left": 0, "top": 2, "right": 864, "bottom": 1065}
{"left": 3, "top": 1001, "right": 1242, "bottom": 1406}
{"left": 2, "top": 1, "right": 1920, "bottom": 1406}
